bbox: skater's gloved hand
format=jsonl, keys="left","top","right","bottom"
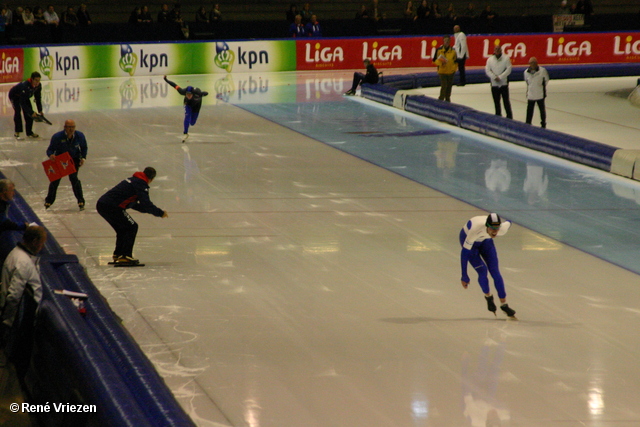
{"left": 162, "top": 211, "right": 168, "bottom": 218}
{"left": 461, "top": 280, "right": 469, "bottom": 289}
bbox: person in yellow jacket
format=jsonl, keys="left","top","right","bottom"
{"left": 433, "top": 35, "right": 458, "bottom": 102}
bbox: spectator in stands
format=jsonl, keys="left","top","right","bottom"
{"left": 300, "top": 2, "right": 313, "bottom": 24}
{"left": 453, "top": 24, "right": 468, "bottom": 86}
{"left": 286, "top": 3, "right": 298, "bottom": 23}
{"left": 63, "top": 6, "right": 78, "bottom": 27}
{"left": 344, "top": 58, "right": 379, "bottom": 96}
{"left": 8, "top": 71, "right": 43, "bottom": 139}
{"left": 196, "top": 5, "right": 209, "bottom": 22}
{"left": 434, "top": 35, "right": 457, "bottom": 102}
{"left": 462, "top": 2, "right": 476, "bottom": 18}
{"left": 445, "top": 3, "right": 457, "bottom": 22}
{"left": 33, "top": 6, "right": 46, "bottom": 26}
{"left": 129, "top": 6, "right": 142, "bottom": 24}
{"left": 44, "top": 4, "right": 59, "bottom": 26}
{"left": 556, "top": 0, "right": 570, "bottom": 14}
{"left": 157, "top": 4, "right": 170, "bottom": 23}
{"left": 22, "top": 7, "right": 34, "bottom": 25}
{"left": 479, "top": 4, "right": 496, "bottom": 32}
{"left": 355, "top": 4, "right": 370, "bottom": 20}
{"left": 524, "top": 57, "right": 549, "bottom": 128}
{"left": 0, "top": 225, "right": 46, "bottom": 341}
{"left": 403, "top": 1, "right": 415, "bottom": 21}
{"left": 13, "top": 6, "right": 24, "bottom": 26}
{"left": 169, "top": 3, "right": 184, "bottom": 24}
{"left": 1, "top": 3, "right": 12, "bottom": 27}
{"left": 414, "top": 0, "right": 430, "bottom": 21}
{"left": 485, "top": 45, "right": 513, "bottom": 119}
{"left": 575, "top": 0, "right": 592, "bottom": 22}
{"left": 306, "top": 13, "right": 321, "bottom": 36}
{"left": 431, "top": 1, "right": 442, "bottom": 19}
{"left": 77, "top": 4, "right": 91, "bottom": 25}
{"left": 371, "top": 0, "right": 384, "bottom": 21}
{"left": 0, "top": 180, "right": 27, "bottom": 235}
{"left": 0, "top": 6, "right": 6, "bottom": 44}
{"left": 290, "top": 14, "right": 305, "bottom": 37}
{"left": 210, "top": 3, "right": 221, "bottom": 22}
{"left": 139, "top": 5, "right": 152, "bottom": 23}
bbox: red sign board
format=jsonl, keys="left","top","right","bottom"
{"left": 42, "top": 152, "right": 77, "bottom": 182}
{"left": 296, "top": 32, "right": 640, "bottom": 70}
{"left": 0, "top": 48, "right": 24, "bottom": 83}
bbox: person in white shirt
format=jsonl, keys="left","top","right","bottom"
{"left": 453, "top": 25, "right": 469, "bottom": 86}
{"left": 524, "top": 57, "right": 550, "bottom": 128}
{"left": 43, "top": 4, "right": 59, "bottom": 26}
{"left": 1, "top": 225, "right": 46, "bottom": 340}
{"left": 459, "top": 213, "right": 516, "bottom": 318}
{"left": 484, "top": 45, "right": 512, "bottom": 119}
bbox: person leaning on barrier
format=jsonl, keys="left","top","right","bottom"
{"left": 0, "top": 225, "right": 46, "bottom": 343}
{"left": 0, "top": 179, "right": 27, "bottom": 235}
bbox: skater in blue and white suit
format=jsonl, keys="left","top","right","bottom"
{"left": 459, "top": 213, "right": 516, "bottom": 317}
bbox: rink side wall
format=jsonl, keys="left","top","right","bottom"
{"left": 0, "top": 32, "right": 639, "bottom": 425}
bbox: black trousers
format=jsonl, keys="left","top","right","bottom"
{"left": 10, "top": 97, "right": 35, "bottom": 135}
{"left": 96, "top": 201, "right": 138, "bottom": 258}
{"left": 491, "top": 85, "right": 512, "bottom": 119}
{"left": 526, "top": 99, "right": 546, "bottom": 128}
{"left": 45, "top": 161, "right": 84, "bottom": 205}
{"left": 349, "top": 72, "right": 365, "bottom": 92}
{"left": 456, "top": 57, "right": 467, "bottom": 84}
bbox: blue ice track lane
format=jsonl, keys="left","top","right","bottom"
{"left": 234, "top": 94, "right": 640, "bottom": 276}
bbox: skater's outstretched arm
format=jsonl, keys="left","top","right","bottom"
{"left": 164, "top": 75, "right": 187, "bottom": 95}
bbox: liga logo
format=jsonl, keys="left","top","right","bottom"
{"left": 39, "top": 47, "right": 53, "bottom": 80}
{"left": 119, "top": 45, "right": 138, "bottom": 76}
{"left": 214, "top": 42, "right": 235, "bottom": 73}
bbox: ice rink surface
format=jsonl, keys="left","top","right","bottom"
{"left": 2, "top": 70, "right": 640, "bottom": 426}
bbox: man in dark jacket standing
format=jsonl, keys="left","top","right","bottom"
{"left": 8, "top": 71, "right": 43, "bottom": 139}
{"left": 344, "top": 58, "right": 379, "bottom": 96}
{"left": 96, "top": 167, "right": 168, "bottom": 265}
{"left": 44, "top": 119, "right": 88, "bottom": 210}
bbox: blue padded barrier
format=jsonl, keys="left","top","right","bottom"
{"left": 361, "top": 83, "right": 398, "bottom": 106}
{"left": 405, "top": 95, "right": 475, "bottom": 127}
{"left": 0, "top": 171, "right": 194, "bottom": 427}
{"left": 459, "top": 110, "right": 618, "bottom": 171}
{"left": 56, "top": 261, "right": 196, "bottom": 427}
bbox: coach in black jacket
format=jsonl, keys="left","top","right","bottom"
{"left": 8, "top": 71, "right": 43, "bottom": 139}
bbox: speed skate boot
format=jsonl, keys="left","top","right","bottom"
{"left": 485, "top": 295, "right": 497, "bottom": 315}
{"left": 182, "top": 133, "right": 189, "bottom": 143}
{"left": 115, "top": 255, "right": 140, "bottom": 266}
{"left": 501, "top": 304, "right": 516, "bottom": 318}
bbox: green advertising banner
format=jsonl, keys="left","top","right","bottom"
{"left": 22, "top": 40, "right": 297, "bottom": 81}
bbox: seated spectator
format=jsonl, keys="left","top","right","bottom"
{"left": 556, "top": 0, "right": 570, "bottom": 14}
{"left": 371, "top": 0, "right": 382, "bottom": 21}
{"left": 139, "top": 5, "right": 152, "bottom": 23}
{"left": 415, "top": 0, "right": 430, "bottom": 20}
{"left": 13, "top": 6, "right": 24, "bottom": 26}
{"left": 0, "top": 180, "right": 27, "bottom": 236}
{"left": 196, "top": 5, "right": 209, "bottom": 22}
{"left": 462, "top": 2, "right": 476, "bottom": 18}
{"left": 445, "top": 3, "right": 457, "bottom": 22}
{"left": 289, "top": 14, "right": 305, "bottom": 37}
{"left": 0, "top": 7, "right": 6, "bottom": 45}
{"left": 63, "top": 6, "right": 78, "bottom": 27}
{"left": 157, "top": 3, "right": 170, "bottom": 23}
{"left": 129, "top": 6, "right": 141, "bottom": 24}
{"left": 1, "top": 4, "right": 12, "bottom": 27}
{"left": 355, "top": 4, "right": 370, "bottom": 19}
{"left": 22, "top": 7, "right": 34, "bottom": 25}
{"left": 77, "top": 3, "right": 91, "bottom": 25}
{"left": 306, "top": 13, "right": 321, "bottom": 36}
{"left": 300, "top": 2, "right": 313, "bottom": 24}
{"left": 0, "top": 225, "right": 47, "bottom": 345}
{"left": 431, "top": 1, "right": 442, "bottom": 19}
{"left": 33, "top": 6, "right": 46, "bottom": 25}
{"left": 403, "top": 0, "right": 415, "bottom": 21}
{"left": 169, "top": 3, "right": 184, "bottom": 25}
{"left": 479, "top": 4, "right": 496, "bottom": 31}
{"left": 286, "top": 3, "right": 298, "bottom": 23}
{"left": 210, "top": 3, "right": 221, "bottom": 22}
{"left": 43, "top": 4, "right": 59, "bottom": 26}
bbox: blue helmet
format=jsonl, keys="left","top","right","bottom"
{"left": 186, "top": 86, "right": 194, "bottom": 93}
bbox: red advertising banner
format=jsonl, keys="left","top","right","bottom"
{"left": 296, "top": 32, "right": 640, "bottom": 70}
{"left": 0, "top": 48, "right": 24, "bottom": 83}
{"left": 42, "top": 152, "right": 77, "bottom": 182}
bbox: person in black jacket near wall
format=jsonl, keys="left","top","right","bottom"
{"left": 96, "top": 167, "right": 168, "bottom": 265}
{"left": 344, "top": 58, "right": 379, "bottom": 96}
{"left": 8, "top": 71, "right": 43, "bottom": 139}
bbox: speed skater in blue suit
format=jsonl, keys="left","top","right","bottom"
{"left": 164, "top": 75, "right": 209, "bottom": 143}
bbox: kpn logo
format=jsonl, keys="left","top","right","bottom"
{"left": 214, "top": 42, "right": 235, "bottom": 73}
{"left": 119, "top": 44, "right": 138, "bottom": 76}
{"left": 39, "top": 47, "right": 53, "bottom": 80}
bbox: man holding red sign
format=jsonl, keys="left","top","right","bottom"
{"left": 44, "top": 119, "right": 87, "bottom": 211}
